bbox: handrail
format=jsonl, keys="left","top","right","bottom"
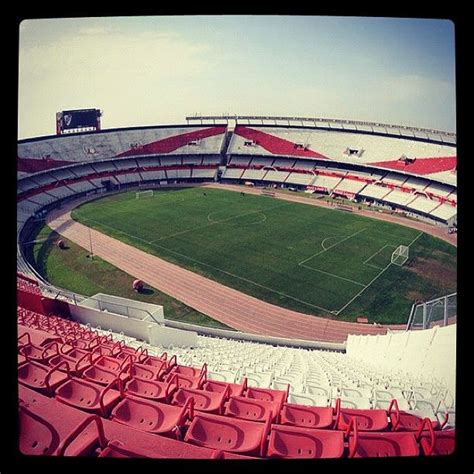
{"left": 415, "top": 417, "right": 436, "bottom": 456}
{"left": 387, "top": 398, "right": 401, "bottom": 431}
{"left": 165, "top": 373, "right": 179, "bottom": 399}
{"left": 17, "top": 332, "right": 31, "bottom": 347}
{"left": 56, "top": 415, "right": 107, "bottom": 456}
{"left": 346, "top": 417, "right": 359, "bottom": 458}
{"left": 99, "top": 378, "right": 124, "bottom": 417}
{"left": 260, "top": 412, "right": 273, "bottom": 457}
{"left": 186, "top": 115, "right": 456, "bottom": 139}
{"left": 45, "top": 361, "right": 71, "bottom": 390}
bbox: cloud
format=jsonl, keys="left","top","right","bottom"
{"left": 18, "top": 23, "right": 215, "bottom": 137}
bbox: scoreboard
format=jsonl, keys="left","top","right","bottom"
{"left": 56, "top": 108, "right": 102, "bottom": 135}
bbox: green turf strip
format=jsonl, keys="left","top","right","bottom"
{"left": 70, "top": 187, "right": 456, "bottom": 324}
{"left": 27, "top": 222, "right": 234, "bottom": 330}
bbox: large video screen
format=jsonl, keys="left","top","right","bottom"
{"left": 60, "top": 109, "right": 99, "bottom": 130}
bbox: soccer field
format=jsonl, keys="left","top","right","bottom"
{"left": 71, "top": 187, "right": 457, "bottom": 323}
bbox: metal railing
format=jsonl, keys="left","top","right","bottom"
{"left": 186, "top": 115, "right": 456, "bottom": 144}
{"left": 406, "top": 292, "right": 457, "bottom": 330}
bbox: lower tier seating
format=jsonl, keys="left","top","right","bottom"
{"left": 17, "top": 308, "right": 456, "bottom": 459}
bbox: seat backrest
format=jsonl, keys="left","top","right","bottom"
{"left": 19, "top": 405, "right": 59, "bottom": 456}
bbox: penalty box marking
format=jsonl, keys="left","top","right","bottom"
{"left": 77, "top": 206, "right": 337, "bottom": 315}
{"left": 297, "top": 227, "right": 369, "bottom": 288}
{"left": 335, "top": 230, "right": 424, "bottom": 315}
{"left": 362, "top": 244, "right": 398, "bottom": 270}
{"left": 298, "top": 227, "right": 369, "bottom": 266}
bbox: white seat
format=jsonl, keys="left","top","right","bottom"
{"left": 305, "top": 383, "right": 332, "bottom": 401}
{"left": 240, "top": 371, "right": 273, "bottom": 388}
{"left": 338, "top": 386, "right": 373, "bottom": 399}
{"left": 334, "top": 396, "right": 372, "bottom": 410}
{"left": 372, "top": 393, "right": 411, "bottom": 411}
{"left": 271, "top": 380, "right": 292, "bottom": 392}
{"left": 410, "top": 404, "right": 438, "bottom": 421}
{"left": 289, "top": 392, "right": 330, "bottom": 407}
{"left": 207, "top": 369, "right": 237, "bottom": 384}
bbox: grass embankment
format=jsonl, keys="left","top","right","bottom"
{"left": 27, "top": 222, "right": 234, "bottom": 330}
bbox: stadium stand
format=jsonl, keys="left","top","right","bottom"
{"left": 383, "top": 189, "right": 418, "bottom": 207}
{"left": 17, "top": 286, "right": 456, "bottom": 458}
{"left": 261, "top": 170, "right": 291, "bottom": 183}
{"left": 16, "top": 118, "right": 457, "bottom": 459}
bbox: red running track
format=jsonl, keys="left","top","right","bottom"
{"left": 46, "top": 187, "right": 455, "bottom": 343}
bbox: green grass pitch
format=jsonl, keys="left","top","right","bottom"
{"left": 70, "top": 187, "right": 456, "bottom": 324}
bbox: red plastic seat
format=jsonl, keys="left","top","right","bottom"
{"left": 347, "top": 418, "right": 420, "bottom": 458}
{"left": 334, "top": 398, "right": 389, "bottom": 431}
{"left": 184, "top": 411, "right": 271, "bottom": 456}
{"left": 98, "top": 417, "right": 222, "bottom": 459}
{"left": 110, "top": 394, "right": 194, "bottom": 438}
{"left": 115, "top": 345, "right": 151, "bottom": 364}
{"left": 280, "top": 403, "right": 334, "bottom": 429}
{"left": 82, "top": 364, "right": 129, "bottom": 386}
{"left": 98, "top": 439, "right": 155, "bottom": 458}
{"left": 19, "top": 404, "right": 60, "bottom": 456}
{"left": 129, "top": 360, "right": 166, "bottom": 381}
{"left": 140, "top": 351, "right": 168, "bottom": 368}
{"left": 55, "top": 377, "right": 123, "bottom": 416}
{"left": 19, "top": 341, "right": 60, "bottom": 364}
{"left": 408, "top": 417, "right": 454, "bottom": 456}
{"left": 267, "top": 424, "right": 345, "bottom": 459}
{"left": 172, "top": 385, "right": 229, "bottom": 414}
{"left": 18, "top": 326, "right": 62, "bottom": 348}
{"left": 202, "top": 379, "right": 245, "bottom": 398}
{"left": 48, "top": 351, "right": 98, "bottom": 377}
{"left": 65, "top": 334, "right": 101, "bottom": 351}
{"left": 18, "top": 360, "right": 71, "bottom": 395}
{"left": 170, "top": 362, "right": 207, "bottom": 378}
{"left": 18, "top": 354, "right": 27, "bottom": 366}
{"left": 419, "top": 429, "right": 455, "bottom": 456}
{"left": 388, "top": 399, "right": 447, "bottom": 431}
{"left": 92, "top": 354, "right": 129, "bottom": 374}
{"left": 244, "top": 382, "right": 289, "bottom": 408}
{"left": 18, "top": 386, "right": 106, "bottom": 456}
{"left": 225, "top": 395, "right": 279, "bottom": 422}
{"left": 124, "top": 374, "right": 178, "bottom": 402}
{"left": 167, "top": 370, "right": 206, "bottom": 390}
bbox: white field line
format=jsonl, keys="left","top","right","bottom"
{"left": 321, "top": 237, "right": 336, "bottom": 251}
{"left": 76, "top": 216, "right": 154, "bottom": 246}
{"left": 298, "top": 227, "right": 368, "bottom": 266}
{"left": 149, "top": 201, "right": 290, "bottom": 243}
{"left": 148, "top": 240, "right": 337, "bottom": 315}
{"left": 407, "top": 231, "right": 424, "bottom": 248}
{"left": 364, "top": 263, "right": 384, "bottom": 270}
{"left": 77, "top": 204, "right": 335, "bottom": 314}
{"left": 335, "top": 230, "right": 425, "bottom": 315}
{"left": 362, "top": 244, "right": 398, "bottom": 270}
{"left": 299, "top": 264, "right": 366, "bottom": 287}
{"left": 335, "top": 263, "right": 392, "bottom": 316}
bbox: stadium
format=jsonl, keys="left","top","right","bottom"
{"left": 16, "top": 111, "right": 457, "bottom": 459}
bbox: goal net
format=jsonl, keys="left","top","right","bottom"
{"left": 391, "top": 245, "right": 409, "bottom": 266}
{"left": 136, "top": 190, "right": 154, "bottom": 199}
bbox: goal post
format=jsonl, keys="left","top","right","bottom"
{"left": 391, "top": 245, "right": 409, "bottom": 266}
{"left": 136, "top": 189, "right": 154, "bottom": 199}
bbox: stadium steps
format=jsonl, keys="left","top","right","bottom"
{"left": 17, "top": 312, "right": 455, "bottom": 458}
{"left": 17, "top": 277, "right": 456, "bottom": 458}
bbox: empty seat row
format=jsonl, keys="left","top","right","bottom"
{"left": 19, "top": 383, "right": 454, "bottom": 459}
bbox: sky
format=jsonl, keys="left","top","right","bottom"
{"left": 18, "top": 16, "right": 456, "bottom": 139}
